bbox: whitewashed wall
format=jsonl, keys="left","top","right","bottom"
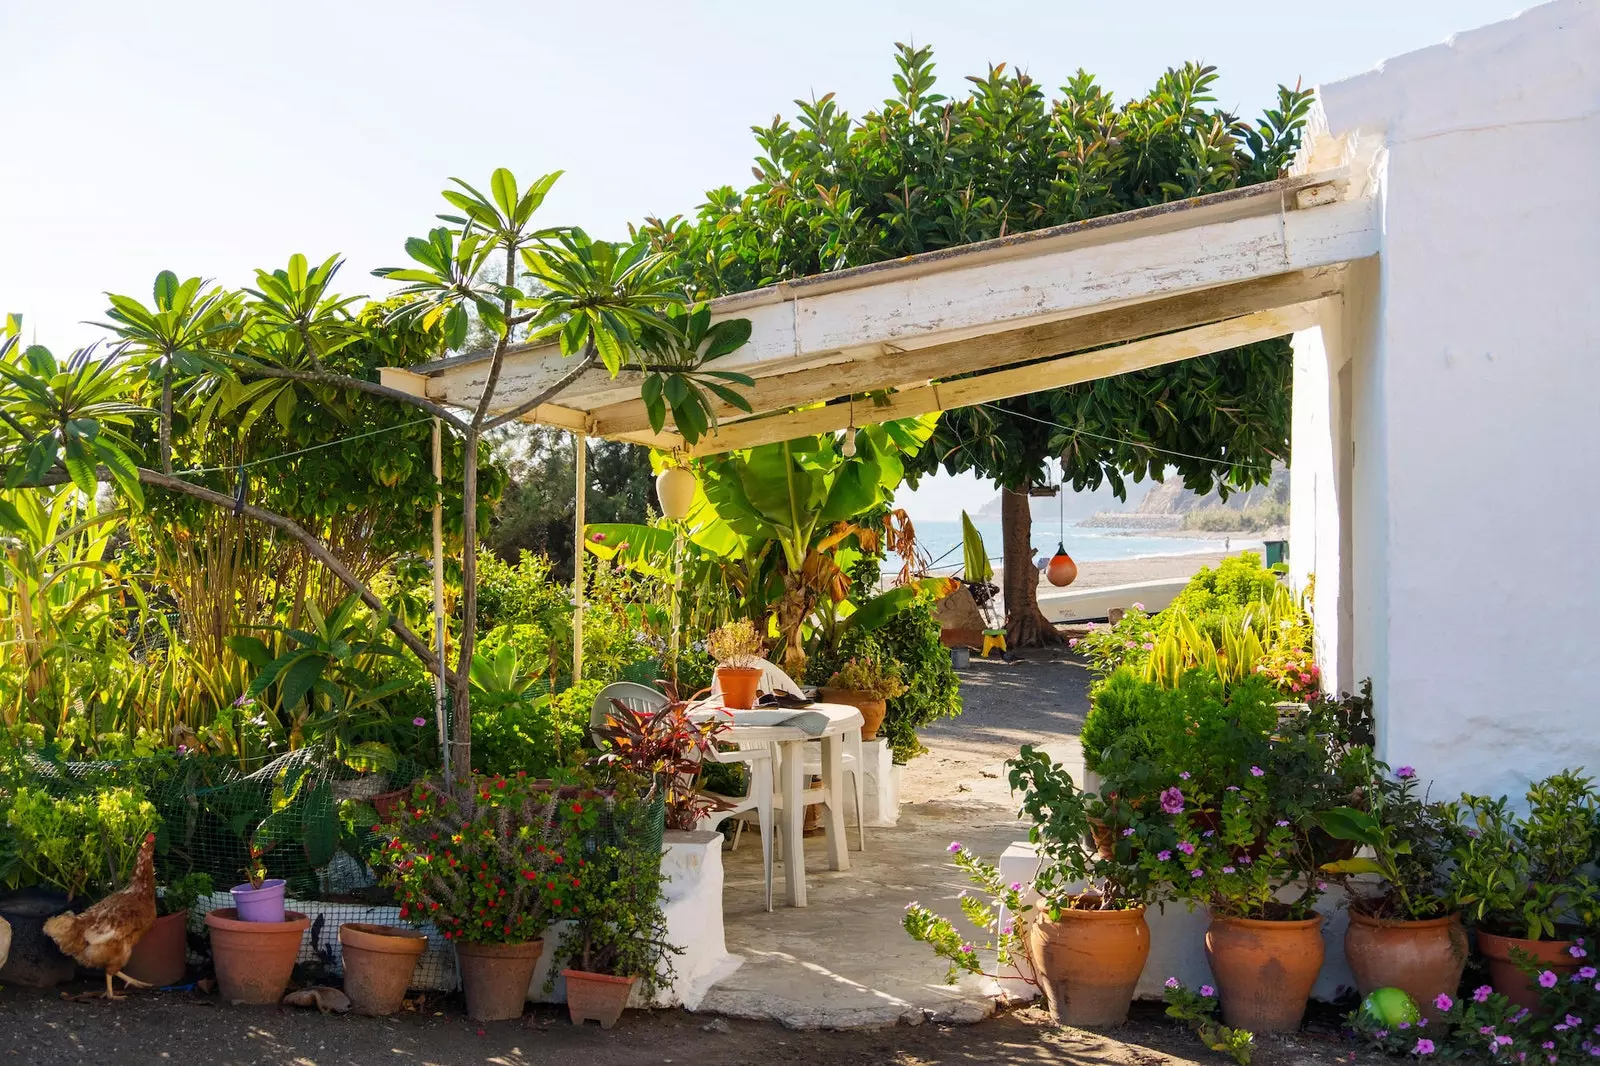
{"left": 1296, "top": 0, "right": 1600, "bottom": 799}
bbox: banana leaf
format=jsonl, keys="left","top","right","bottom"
{"left": 960, "top": 510, "right": 992, "bottom": 584}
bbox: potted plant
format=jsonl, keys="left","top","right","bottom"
{"left": 204, "top": 855, "right": 312, "bottom": 1006}
{"left": 820, "top": 655, "right": 906, "bottom": 741}
{"left": 596, "top": 696, "right": 727, "bottom": 831}
{"left": 376, "top": 774, "right": 565, "bottom": 1022}
{"left": 229, "top": 842, "right": 285, "bottom": 923}
{"left": 339, "top": 922, "right": 427, "bottom": 1016}
{"left": 707, "top": 620, "right": 765, "bottom": 709}
{"left": 1448, "top": 769, "right": 1600, "bottom": 1010}
{"left": 1317, "top": 762, "right": 1468, "bottom": 1024}
{"left": 1140, "top": 770, "right": 1325, "bottom": 1033}
{"left": 993, "top": 745, "right": 1154, "bottom": 1026}
{"left": 547, "top": 778, "right": 675, "bottom": 1028}
{"left": 124, "top": 872, "right": 211, "bottom": 988}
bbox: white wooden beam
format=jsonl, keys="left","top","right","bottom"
{"left": 682, "top": 301, "right": 1325, "bottom": 456}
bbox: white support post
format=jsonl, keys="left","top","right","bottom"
{"left": 572, "top": 431, "right": 586, "bottom": 685}
{"left": 431, "top": 418, "right": 450, "bottom": 786}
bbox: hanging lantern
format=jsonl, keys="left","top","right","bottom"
{"left": 1047, "top": 542, "right": 1078, "bottom": 587}
{"left": 656, "top": 466, "right": 697, "bottom": 520}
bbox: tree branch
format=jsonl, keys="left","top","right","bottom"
{"left": 483, "top": 340, "right": 597, "bottom": 432}
{"left": 224, "top": 362, "right": 469, "bottom": 430}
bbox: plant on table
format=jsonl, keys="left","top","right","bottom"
{"left": 705, "top": 620, "right": 764, "bottom": 666}
{"left": 594, "top": 698, "right": 727, "bottom": 831}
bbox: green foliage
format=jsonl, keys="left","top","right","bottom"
{"left": 825, "top": 655, "right": 906, "bottom": 701}
{"left": 4, "top": 783, "right": 159, "bottom": 900}
{"left": 1007, "top": 744, "right": 1150, "bottom": 909}
{"left": 1168, "top": 552, "right": 1285, "bottom": 618}
{"left": 1183, "top": 501, "right": 1288, "bottom": 532}
{"left": 902, "top": 845, "right": 1033, "bottom": 986}
{"left": 1163, "top": 981, "right": 1254, "bottom": 1065}
{"left": 1079, "top": 666, "right": 1156, "bottom": 773}
{"left": 470, "top": 677, "right": 598, "bottom": 781}
{"left": 1448, "top": 770, "right": 1600, "bottom": 940}
{"left": 1317, "top": 763, "right": 1465, "bottom": 920}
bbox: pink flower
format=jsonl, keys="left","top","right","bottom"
{"left": 1179, "top": 771, "right": 1191, "bottom": 780}
{"left": 1276, "top": 819, "right": 1290, "bottom": 827}
{"left": 1413, "top": 1039, "right": 1435, "bottom": 1056}
{"left": 1249, "top": 765, "right": 1264, "bottom": 777}
{"left": 1121, "top": 828, "right": 1135, "bottom": 837}
{"left": 1165, "top": 977, "right": 1180, "bottom": 989}
{"left": 1435, "top": 994, "right": 1453, "bottom": 1011}
{"left": 1190, "top": 868, "right": 1204, "bottom": 878}
{"left": 1176, "top": 841, "right": 1196, "bottom": 855}
{"left": 1131, "top": 602, "right": 1145, "bottom": 611}
{"left": 1581, "top": 967, "right": 1597, "bottom": 980}
{"left": 1222, "top": 866, "right": 1236, "bottom": 874}
{"left": 1068, "top": 638, "right": 1079, "bottom": 648}
{"left": 1199, "top": 984, "right": 1215, "bottom": 997}
{"left": 1160, "top": 787, "right": 1185, "bottom": 814}
{"left": 1009, "top": 883, "right": 1022, "bottom": 892}
{"left": 947, "top": 841, "right": 962, "bottom": 853}
{"left": 413, "top": 717, "right": 428, "bottom": 727}
{"left": 1157, "top": 850, "right": 1172, "bottom": 861}
{"left": 1395, "top": 765, "right": 1416, "bottom": 779}
{"left": 1540, "top": 970, "right": 1559, "bottom": 988}
{"left": 1473, "top": 985, "right": 1493, "bottom": 1003}
{"left": 1574, "top": 945, "right": 1590, "bottom": 959}
{"left": 589, "top": 532, "right": 606, "bottom": 542}
{"left": 1142, "top": 642, "right": 1154, "bottom": 650}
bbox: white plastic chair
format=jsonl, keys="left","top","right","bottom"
{"left": 696, "top": 742, "right": 775, "bottom": 912}
{"left": 589, "top": 681, "right": 668, "bottom": 747}
{"left": 800, "top": 727, "right": 867, "bottom": 851}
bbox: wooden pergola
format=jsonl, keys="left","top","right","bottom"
{"left": 381, "top": 160, "right": 1379, "bottom": 676}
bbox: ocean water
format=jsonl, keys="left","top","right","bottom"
{"left": 904, "top": 516, "right": 1233, "bottom": 575}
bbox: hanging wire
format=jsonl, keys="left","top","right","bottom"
{"left": 975, "top": 402, "right": 1272, "bottom": 475}
{"left": 167, "top": 415, "right": 436, "bottom": 479}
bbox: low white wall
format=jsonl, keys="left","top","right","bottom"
{"left": 1039, "top": 579, "right": 1187, "bottom": 623}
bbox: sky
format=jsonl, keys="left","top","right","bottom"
{"left": 0, "top": 0, "right": 1534, "bottom": 519}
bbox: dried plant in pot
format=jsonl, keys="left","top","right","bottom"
{"left": 1317, "top": 762, "right": 1469, "bottom": 1024}
{"left": 706, "top": 620, "right": 765, "bottom": 709}
{"left": 821, "top": 655, "right": 906, "bottom": 741}
{"left": 374, "top": 774, "right": 568, "bottom": 1022}
{"left": 543, "top": 775, "right": 677, "bottom": 1029}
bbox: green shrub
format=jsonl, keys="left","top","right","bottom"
{"left": 470, "top": 679, "right": 600, "bottom": 779}
{"left": 4, "top": 784, "right": 160, "bottom": 900}
{"left": 1168, "top": 552, "right": 1280, "bottom": 618}
{"left": 1089, "top": 669, "right": 1279, "bottom": 793}
{"left": 1081, "top": 667, "right": 1156, "bottom": 772}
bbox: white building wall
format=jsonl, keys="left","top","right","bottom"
{"left": 1311, "top": 0, "right": 1600, "bottom": 798}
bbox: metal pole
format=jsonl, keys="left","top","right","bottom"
{"left": 432, "top": 418, "right": 451, "bottom": 787}
{"left": 572, "top": 430, "right": 586, "bottom": 686}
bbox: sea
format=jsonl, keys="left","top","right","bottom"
{"left": 904, "top": 517, "right": 1233, "bottom": 576}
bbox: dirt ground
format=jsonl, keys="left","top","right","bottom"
{"left": 0, "top": 985, "right": 1383, "bottom": 1066}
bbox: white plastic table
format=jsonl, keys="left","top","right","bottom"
{"left": 690, "top": 700, "right": 863, "bottom": 907}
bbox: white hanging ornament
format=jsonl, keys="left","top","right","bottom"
{"left": 841, "top": 399, "right": 857, "bottom": 457}
{"left": 655, "top": 465, "right": 697, "bottom": 520}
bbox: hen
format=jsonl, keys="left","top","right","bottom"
{"left": 44, "top": 832, "right": 158, "bottom": 1000}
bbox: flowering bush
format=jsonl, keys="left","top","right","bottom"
{"left": 1076, "top": 606, "right": 1158, "bottom": 678}
{"left": 375, "top": 774, "right": 566, "bottom": 945}
{"left": 902, "top": 844, "right": 1034, "bottom": 986}
{"left": 1163, "top": 978, "right": 1254, "bottom": 1065}
{"left": 1318, "top": 761, "right": 1466, "bottom": 920}
{"left": 1137, "top": 771, "right": 1319, "bottom": 920}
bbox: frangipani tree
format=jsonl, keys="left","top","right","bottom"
{"left": 1, "top": 168, "right": 751, "bottom": 780}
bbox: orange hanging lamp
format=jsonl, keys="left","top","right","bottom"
{"left": 1045, "top": 471, "right": 1077, "bottom": 587}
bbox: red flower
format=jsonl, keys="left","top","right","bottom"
{"left": 553, "top": 898, "right": 562, "bottom": 907}
{"left": 572, "top": 802, "right": 583, "bottom": 814}
{"left": 553, "top": 855, "right": 564, "bottom": 865}
{"left": 523, "top": 870, "right": 537, "bottom": 881}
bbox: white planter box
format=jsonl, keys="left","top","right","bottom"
{"left": 859, "top": 739, "right": 902, "bottom": 828}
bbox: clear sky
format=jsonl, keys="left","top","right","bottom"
{"left": 1, "top": 0, "right": 1534, "bottom": 517}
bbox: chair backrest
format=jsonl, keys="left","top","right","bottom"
{"left": 590, "top": 681, "right": 669, "bottom": 747}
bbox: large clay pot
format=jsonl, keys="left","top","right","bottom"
{"left": 1030, "top": 905, "right": 1151, "bottom": 1026}
{"left": 1345, "top": 911, "right": 1468, "bottom": 1023}
{"left": 1205, "top": 914, "right": 1325, "bottom": 1033}
{"left": 563, "top": 969, "right": 639, "bottom": 1029}
{"left": 715, "top": 666, "right": 763, "bottom": 710}
{"left": 205, "top": 907, "right": 310, "bottom": 1005}
{"left": 819, "top": 687, "right": 887, "bottom": 740}
{"left": 339, "top": 923, "right": 426, "bottom": 1016}
{"left": 1477, "top": 931, "right": 1580, "bottom": 1012}
{"left": 456, "top": 939, "right": 544, "bottom": 1022}
{"left": 123, "top": 910, "right": 190, "bottom": 988}
{"left": 0, "top": 890, "right": 76, "bottom": 988}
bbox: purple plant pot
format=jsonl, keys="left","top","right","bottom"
{"left": 230, "top": 879, "right": 287, "bottom": 923}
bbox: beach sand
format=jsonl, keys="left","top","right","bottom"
{"left": 1043, "top": 548, "right": 1246, "bottom": 591}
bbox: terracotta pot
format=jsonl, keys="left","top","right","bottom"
{"left": 819, "top": 687, "right": 887, "bottom": 740}
{"left": 339, "top": 923, "right": 426, "bottom": 1016}
{"left": 205, "top": 907, "right": 310, "bottom": 1005}
{"left": 1344, "top": 911, "right": 1468, "bottom": 1023}
{"left": 456, "top": 939, "right": 544, "bottom": 1022}
{"left": 1477, "top": 931, "right": 1580, "bottom": 1012}
{"left": 715, "top": 666, "right": 763, "bottom": 710}
{"left": 0, "top": 890, "right": 76, "bottom": 988}
{"left": 1205, "top": 914, "right": 1325, "bottom": 1032}
{"left": 1030, "top": 904, "right": 1151, "bottom": 1026}
{"left": 563, "top": 969, "right": 639, "bottom": 1029}
{"left": 124, "top": 910, "right": 189, "bottom": 988}
{"left": 372, "top": 788, "right": 410, "bottom": 821}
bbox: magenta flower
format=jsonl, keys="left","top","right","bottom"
{"left": 1160, "top": 787, "right": 1185, "bottom": 814}
{"left": 1142, "top": 642, "right": 1154, "bottom": 651}
{"left": 1582, "top": 967, "right": 1597, "bottom": 980}
{"left": 1176, "top": 841, "right": 1196, "bottom": 855}
{"left": 1164, "top": 977, "right": 1180, "bottom": 989}
{"left": 1473, "top": 985, "right": 1493, "bottom": 1003}
{"left": 1275, "top": 819, "right": 1290, "bottom": 827}
{"left": 1122, "top": 828, "right": 1135, "bottom": 837}
{"left": 1132, "top": 602, "right": 1145, "bottom": 611}
{"left": 1249, "top": 765, "right": 1264, "bottom": 777}
{"left": 947, "top": 841, "right": 962, "bottom": 853}
{"left": 1009, "top": 882, "right": 1022, "bottom": 892}
{"left": 1574, "top": 944, "right": 1591, "bottom": 959}
{"left": 1068, "top": 638, "right": 1079, "bottom": 648}
{"left": 1157, "top": 850, "right": 1172, "bottom": 861}
{"left": 1413, "top": 1039, "right": 1435, "bottom": 1056}
{"left": 1226, "top": 785, "right": 1241, "bottom": 792}
{"left": 413, "top": 716, "right": 427, "bottom": 727}
{"left": 1222, "top": 866, "right": 1236, "bottom": 874}
{"left": 1190, "top": 868, "right": 1204, "bottom": 878}
{"left": 1199, "top": 984, "right": 1215, "bottom": 997}
{"left": 1435, "top": 994, "right": 1454, "bottom": 1011}
{"left": 589, "top": 532, "right": 606, "bottom": 542}
{"left": 1178, "top": 771, "right": 1191, "bottom": 780}
{"left": 960, "top": 944, "right": 974, "bottom": 954}
{"left": 1395, "top": 765, "right": 1416, "bottom": 779}
{"left": 1540, "top": 970, "right": 1560, "bottom": 988}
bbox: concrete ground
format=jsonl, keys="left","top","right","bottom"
{"left": 700, "top": 650, "right": 1090, "bottom": 1029}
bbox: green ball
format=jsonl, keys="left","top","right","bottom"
{"left": 1361, "top": 987, "right": 1420, "bottom": 1027}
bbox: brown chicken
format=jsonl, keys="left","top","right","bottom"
{"left": 44, "top": 832, "right": 158, "bottom": 1000}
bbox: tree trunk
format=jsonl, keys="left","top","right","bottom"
{"left": 1000, "top": 486, "right": 1064, "bottom": 648}
{"left": 450, "top": 432, "right": 479, "bottom": 783}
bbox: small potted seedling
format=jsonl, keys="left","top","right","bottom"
{"left": 707, "top": 621, "right": 765, "bottom": 709}
{"left": 205, "top": 849, "right": 311, "bottom": 1005}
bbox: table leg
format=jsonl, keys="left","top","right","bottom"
{"left": 820, "top": 733, "right": 849, "bottom": 872}
{"left": 779, "top": 739, "right": 807, "bottom": 907}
